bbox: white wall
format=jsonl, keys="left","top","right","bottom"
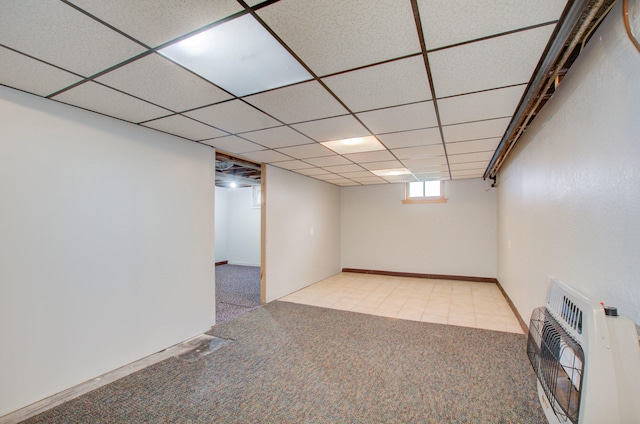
{"left": 0, "top": 87, "right": 216, "bottom": 416}
{"left": 497, "top": 0, "right": 640, "bottom": 327}
{"left": 227, "top": 186, "right": 261, "bottom": 266}
{"left": 214, "top": 186, "right": 229, "bottom": 263}
{"left": 214, "top": 186, "right": 261, "bottom": 266}
{"left": 264, "top": 166, "right": 341, "bottom": 302}
{"left": 341, "top": 179, "right": 497, "bottom": 278}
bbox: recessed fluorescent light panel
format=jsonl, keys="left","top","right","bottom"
{"left": 371, "top": 168, "right": 411, "bottom": 177}
{"left": 159, "top": 14, "right": 312, "bottom": 97}
{"left": 321, "top": 136, "right": 385, "bottom": 154}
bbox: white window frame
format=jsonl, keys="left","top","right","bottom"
{"left": 402, "top": 180, "right": 447, "bottom": 204}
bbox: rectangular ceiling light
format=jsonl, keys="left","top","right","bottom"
{"left": 371, "top": 168, "right": 411, "bottom": 177}
{"left": 321, "top": 136, "right": 386, "bottom": 155}
{"left": 159, "top": 14, "right": 312, "bottom": 97}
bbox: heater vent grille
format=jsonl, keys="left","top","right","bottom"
{"left": 528, "top": 307, "right": 584, "bottom": 424}
{"left": 561, "top": 296, "right": 583, "bottom": 334}
{"left": 547, "top": 281, "right": 586, "bottom": 343}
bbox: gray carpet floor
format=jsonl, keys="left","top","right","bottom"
{"left": 23, "top": 301, "right": 546, "bottom": 423}
{"left": 215, "top": 264, "right": 261, "bottom": 325}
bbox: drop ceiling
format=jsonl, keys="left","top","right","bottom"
{"left": 0, "top": 0, "right": 568, "bottom": 186}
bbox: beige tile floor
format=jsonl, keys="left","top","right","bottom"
{"left": 279, "top": 272, "right": 524, "bottom": 334}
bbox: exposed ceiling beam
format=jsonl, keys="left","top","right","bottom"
{"left": 215, "top": 171, "right": 261, "bottom": 186}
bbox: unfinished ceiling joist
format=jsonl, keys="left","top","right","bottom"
{"left": 215, "top": 151, "right": 262, "bottom": 187}
{"left": 484, "top": 0, "right": 617, "bottom": 180}
{"left": 215, "top": 171, "right": 261, "bottom": 187}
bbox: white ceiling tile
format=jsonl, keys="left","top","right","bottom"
{"left": 447, "top": 151, "right": 494, "bottom": 164}
{"left": 418, "top": 0, "right": 566, "bottom": 49}
{"left": 377, "top": 128, "right": 442, "bottom": 149}
{"left": 403, "top": 157, "right": 449, "bottom": 167}
{"left": 142, "top": 114, "right": 226, "bottom": 140}
{"left": 273, "top": 160, "right": 310, "bottom": 170}
{"left": 240, "top": 126, "right": 313, "bottom": 149}
{"left": 201, "top": 135, "right": 265, "bottom": 154}
{"left": 343, "top": 150, "right": 395, "bottom": 163}
{"left": 403, "top": 159, "right": 449, "bottom": 172}
{"left": 383, "top": 174, "right": 417, "bottom": 183}
{"left": 185, "top": 100, "right": 281, "bottom": 133}
{"left": 52, "top": 82, "right": 171, "bottom": 123}
{"left": 414, "top": 173, "right": 449, "bottom": 182}
{"left": 315, "top": 174, "right": 347, "bottom": 181}
{"left": 452, "top": 176, "right": 483, "bottom": 181}
{"left": 438, "top": 85, "right": 525, "bottom": 125}
{"left": 322, "top": 56, "right": 431, "bottom": 112}
{"left": 429, "top": 25, "right": 556, "bottom": 98}
{"left": 306, "top": 173, "right": 334, "bottom": 179}
{"left": 304, "top": 155, "right": 352, "bottom": 167}
{"left": 451, "top": 170, "right": 485, "bottom": 179}
{"left": 0, "top": 47, "right": 82, "bottom": 97}
{"left": 445, "top": 138, "right": 500, "bottom": 155}
{"left": 244, "top": 81, "right": 348, "bottom": 124}
{"left": 392, "top": 144, "right": 445, "bottom": 160}
{"left": 323, "top": 164, "right": 364, "bottom": 173}
{"left": 256, "top": 0, "right": 420, "bottom": 75}
{"left": 453, "top": 169, "right": 486, "bottom": 175}
{"left": 351, "top": 176, "right": 387, "bottom": 184}
{"left": 413, "top": 165, "right": 450, "bottom": 173}
{"left": 295, "top": 167, "right": 331, "bottom": 176}
{"left": 276, "top": 143, "right": 335, "bottom": 159}
{"left": 324, "top": 178, "right": 357, "bottom": 186}
{"left": 96, "top": 53, "right": 232, "bottom": 112}
{"left": 339, "top": 171, "right": 377, "bottom": 178}
{"left": 361, "top": 160, "right": 404, "bottom": 171}
{"left": 442, "top": 118, "right": 511, "bottom": 143}
{"left": 291, "top": 115, "right": 369, "bottom": 142}
{"left": 450, "top": 161, "right": 490, "bottom": 171}
{"left": 66, "top": 0, "right": 244, "bottom": 48}
{"left": 357, "top": 102, "right": 438, "bottom": 134}
{"left": 241, "top": 149, "right": 291, "bottom": 164}
{"left": 1, "top": 1, "right": 146, "bottom": 77}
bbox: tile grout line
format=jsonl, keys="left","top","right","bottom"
{"left": 280, "top": 274, "right": 523, "bottom": 334}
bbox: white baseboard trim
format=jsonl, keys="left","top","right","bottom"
{"left": 227, "top": 261, "right": 260, "bottom": 267}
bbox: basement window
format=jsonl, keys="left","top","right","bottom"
{"left": 402, "top": 181, "right": 446, "bottom": 204}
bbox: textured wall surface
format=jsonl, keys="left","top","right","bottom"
{"left": 264, "top": 165, "right": 341, "bottom": 302}
{"left": 497, "top": 1, "right": 640, "bottom": 327}
{"left": 0, "top": 87, "right": 216, "bottom": 416}
{"left": 341, "top": 179, "right": 497, "bottom": 278}
{"left": 214, "top": 186, "right": 229, "bottom": 263}
{"left": 227, "top": 187, "right": 261, "bottom": 267}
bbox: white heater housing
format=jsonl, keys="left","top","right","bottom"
{"left": 527, "top": 278, "right": 640, "bottom": 424}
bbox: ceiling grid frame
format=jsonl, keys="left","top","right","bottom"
{"left": 410, "top": 0, "right": 452, "bottom": 180}
{"left": 0, "top": 0, "right": 577, "bottom": 186}
{"left": 237, "top": 0, "right": 413, "bottom": 184}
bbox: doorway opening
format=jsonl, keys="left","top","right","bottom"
{"left": 214, "top": 151, "right": 264, "bottom": 325}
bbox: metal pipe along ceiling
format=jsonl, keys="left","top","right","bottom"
{"left": 484, "top": 0, "right": 616, "bottom": 180}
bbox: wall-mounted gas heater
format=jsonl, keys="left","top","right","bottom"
{"left": 527, "top": 279, "right": 640, "bottom": 424}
